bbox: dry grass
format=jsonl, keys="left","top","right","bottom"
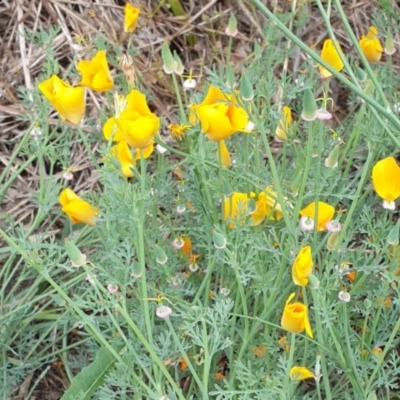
{"left": 1, "top": 0, "right": 399, "bottom": 397}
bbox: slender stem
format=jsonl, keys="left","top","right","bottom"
{"left": 76, "top": 125, "right": 99, "bottom": 169}
{"left": 172, "top": 73, "right": 186, "bottom": 122}
{"left": 283, "top": 333, "right": 296, "bottom": 400}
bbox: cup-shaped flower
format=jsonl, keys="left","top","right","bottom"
{"left": 281, "top": 293, "right": 313, "bottom": 338}
{"left": 59, "top": 188, "right": 99, "bottom": 225}
{"left": 372, "top": 156, "right": 400, "bottom": 210}
{"left": 77, "top": 50, "right": 114, "bottom": 92}
{"left": 38, "top": 75, "right": 85, "bottom": 124}
{"left": 292, "top": 246, "right": 313, "bottom": 286}
{"left": 275, "top": 106, "right": 292, "bottom": 141}
{"left": 124, "top": 4, "right": 140, "bottom": 33}
{"left": 300, "top": 201, "right": 335, "bottom": 231}
{"left": 190, "top": 85, "right": 249, "bottom": 141}
{"left": 318, "top": 39, "right": 344, "bottom": 79}
{"left": 359, "top": 26, "right": 383, "bottom": 63}
{"left": 290, "top": 366, "right": 314, "bottom": 381}
{"left": 115, "top": 90, "right": 160, "bottom": 149}
{"left": 224, "top": 192, "right": 250, "bottom": 228}
{"left": 103, "top": 117, "right": 126, "bottom": 142}
{"left": 250, "top": 186, "right": 283, "bottom": 225}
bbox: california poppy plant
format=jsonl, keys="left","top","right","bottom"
{"left": 77, "top": 50, "right": 114, "bottom": 92}
{"left": 190, "top": 85, "right": 249, "bottom": 141}
{"left": 281, "top": 293, "right": 313, "bottom": 338}
{"left": 38, "top": 75, "right": 85, "bottom": 124}
{"left": 359, "top": 26, "right": 383, "bottom": 63}
{"left": 292, "top": 246, "right": 313, "bottom": 286}
{"left": 218, "top": 140, "right": 232, "bottom": 167}
{"left": 372, "top": 156, "right": 400, "bottom": 210}
{"left": 318, "top": 39, "right": 344, "bottom": 79}
{"left": 290, "top": 366, "right": 314, "bottom": 381}
{"left": 59, "top": 188, "right": 99, "bottom": 225}
{"left": 275, "top": 106, "right": 292, "bottom": 141}
{"left": 300, "top": 201, "right": 335, "bottom": 231}
{"left": 124, "top": 4, "right": 140, "bottom": 33}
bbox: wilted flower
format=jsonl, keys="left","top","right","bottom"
{"left": 219, "top": 139, "right": 232, "bottom": 167}
{"left": 77, "top": 50, "right": 114, "bottom": 92}
{"left": 338, "top": 290, "right": 351, "bottom": 303}
{"left": 156, "top": 305, "right": 172, "bottom": 319}
{"left": 281, "top": 292, "right": 313, "bottom": 338}
{"left": 275, "top": 106, "right": 292, "bottom": 141}
{"left": 124, "top": 4, "right": 140, "bottom": 33}
{"left": 223, "top": 192, "right": 250, "bottom": 228}
{"left": 172, "top": 238, "right": 185, "bottom": 249}
{"left": 372, "top": 156, "right": 400, "bottom": 210}
{"left": 251, "top": 346, "right": 267, "bottom": 358}
{"left": 318, "top": 39, "right": 344, "bottom": 79}
{"left": 190, "top": 85, "right": 249, "bottom": 141}
{"left": 371, "top": 347, "right": 383, "bottom": 357}
{"left": 292, "top": 246, "right": 313, "bottom": 286}
{"left": 290, "top": 366, "right": 314, "bottom": 381}
{"left": 59, "top": 188, "right": 99, "bottom": 225}
{"left": 219, "top": 288, "right": 230, "bottom": 296}
{"left": 300, "top": 201, "right": 335, "bottom": 231}
{"left": 38, "top": 75, "right": 85, "bottom": 124}
{"left": 181, "top": 237, "right": 199, "bottom": 264}
{"left": 107, "top": 284, "right": 119, "bottom": 294}
{"left": 168, "top": 123, "right": 190, "bottom": 141}
{"left": 250, "top": 186, "right": 283, "bottom": 225}
{"left": 359, "top": 26, "right": 383, "bottom": 63}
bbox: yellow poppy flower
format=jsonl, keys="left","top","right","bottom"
{"left": 223, "top": 192, "right": 251, "bottom": 229}
{"left": 372, "top": 156, "right": 400, "bottom": 210}
{"left": 359, "top": 26, "right": 383, "bottom": 63}
{"left": 38, "top": 75, "right": 85, "bottom": 124}
{"left": 218, "top": 140, "right": 231, "bottom": 167}
{"left": 292, "top": 246, "right": 313, "bottom": 286}
{"left": 281, "top": 293, "right": 313, "bottom": 338}
{"left": 124, "top": 4, "right": 140, "bottom": 33}
{"left": 275, "top": 106, "right": 292, "bottom": 141}
{"left": 59, "top": 188, "right": 98, "bottom": 225}
{"left": 318, "top": 39, "right": 344, "bottom": 79}
{"left": 300, "top": 201, "right": 335, "bottom": 231}
{"left": 77, "top": 50, "right": 114, "bottom": 92}
{"left": 290, "top": 366, "right": 314, "bottom": 381}
{"left": 250, "top": 186, "right": 283, "bottom": 225}
{"left": 190, "top": 85, "right": 249, "bottom": 141}
{"left": 115, "top": 90, "right": 160, "bottom": 149}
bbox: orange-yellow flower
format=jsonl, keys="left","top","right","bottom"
{"left": 223, "top": 192, "right": 251, "bottom": 228}
{"left": 124, "top": 4, "right": 140, "bottom": 33}
{"left": 300, "top": 201, "right": 335, "bottom": 231}
{"left": 190, "top": 86, "right": 249, "bottom": 141}
{"left": 77, "top": 50, "right": 114, "bottom": 92}
{"left": 251, "top": 346, "right": 267, "bottom": 358}
{"left": 290, "top": 366, "right": 314, "bottom": 381}
{"left": 281, "top": 293, "right": 313, "bottom": 338}
{"left": 372, "top": 156, "right": 400, "bottom": 210}
{"left": 359, "top": 26, "right": 383, "bottom": 63}
{"left": 38, "top": 75, "right": 85, "bottom": 124}
{"left": 59, "top": 188, "right": 98, "bottom": 225}
{"left": 292, "top": 246, "right": 313, "bottom": 286}
{"left": 275, "top": 106, "right": 292, "bottom": 141}
{"left": 113, "top": 90, "right": 160, "bottom": 149}
{"left": 318, "top": 39, "right": 344, "bottom": 79}
{"left": 250, "top": 186, "right": 283, "bottom": 225}
{"left": 181, "top": 237, "right": 200, "bottom": 264}
{"left": 110, "top": 141, "right": 154, "bottom": 177}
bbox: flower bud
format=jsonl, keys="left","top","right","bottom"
{"left": 65, "top": 239, "right": 86, "bottom": 267}
{"left": 213, "top": 231, "right": 227, "bottom": 249}
{"left": 355, "top": 67, "right": 367, "bottom": 83}
{"left": 327, "top": 231, "right": 340, "bottom": 251}
{"left": 301, "top": 88, "right": 317, "bottom": 121}
{"left": 162, "top": 41, "right": 177, "bottom": 74}
{"left": 308, "top": 274, "right": 320, "bottom": 290}
{"left": 154, "top": 244, "right": 168, "bottom": 265}
{"left": 225, "top": 14, "right": 238, "bottom": 37}
{"left": 387, "top": 221, "right": 399, "bottom": 246}
{"left": 173, "top": 52, "right": 184, "bottom": 75}
{"left": 239, "top": 73, "right": 253, "bottom": 101}
{"left": 325, "top": 145, "right": 339, "bottom": 168}
{"left": 385, "top": 30, "right": 396, "bottom": 55}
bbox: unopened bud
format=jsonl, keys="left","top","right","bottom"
{"left": 325, "top": 145, "right": 339, "bottom": 168}
{"left": 301, "top": 88, "right": 317, "bottom": 121}
{"left": 162, "top": 41, "right": 177, "bottom": 74}
{"left": 225, "top": 14, "right": 238, "bottom": 37}
{"left": 213, "top": 231, "right": 227, "bottom": 249}
{"left": 385, "top": 31, "right": 396, "bottom": 55}
{"left": 65, "top": 239, "right": 86, "bottom": 267}
{"left": 387, "top": 221, "right": 399, "bottom": 246}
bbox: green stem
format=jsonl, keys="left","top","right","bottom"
{"left": 172, "top": 73, "right": 186, "bottom": 122}
{"left": 76, "top": 125, "right": 100, "bottom": 169}
{"left": 283, "top": 333, "right": 296, "bottom": 400}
